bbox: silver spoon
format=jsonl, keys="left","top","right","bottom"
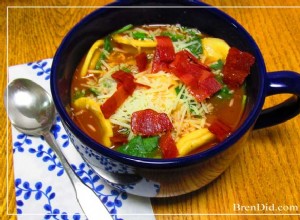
{"left": 4, "top": 78, "right": 113, "bottom": 220}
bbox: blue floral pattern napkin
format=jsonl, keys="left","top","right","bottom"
{"left": 8, "top": 59, "right": 155, "bottom": 220}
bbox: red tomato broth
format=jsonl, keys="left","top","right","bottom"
{"left": 207, "top": 87, "right": 246, "bottom": 129}
{"left": 69, "top": 24, "right": 254, "bottom": 159}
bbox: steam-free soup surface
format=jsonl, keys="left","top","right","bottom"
{"left": 70, "top": 24, "right": 255, "bottom": 159}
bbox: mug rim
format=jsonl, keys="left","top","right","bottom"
{"left": 50, "top": 0, "right": 267, "bottom": 168}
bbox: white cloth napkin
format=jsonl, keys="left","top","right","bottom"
{"left": 8, "top": 59, "right": 155, "bottom": 220}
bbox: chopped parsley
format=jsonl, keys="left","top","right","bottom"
{"left": 132, "top": 32, "right": 149, "bottom": 40}
{"left": 186, "top": 36, "right": 203, "bottom": 58}
{"left": 113, "top": 24, "right": 133, "bottom": 34}
{"left": 95, "top": 36, "right": 113, "bottom": 70}
{"left": 161, "top": 31, "right": 184, "bottom": 41}
{"left": 89, "top": 87, "right": 101, "bottom": 96}
{"left": 215, "top": 75, "right": 233, "bottom": 99}
{"left": 73, "top": 89, "right": 85, "bottom": 101}
{"left": 210, "top": 59, "right": 224, "bottom": 71}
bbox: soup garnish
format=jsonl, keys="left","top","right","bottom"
{"left": 70, "top": 24, "right": 255, "bottom": 159}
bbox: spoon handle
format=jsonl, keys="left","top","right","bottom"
{"left": 43, "top": 131, "right": 113, "bottom": 220}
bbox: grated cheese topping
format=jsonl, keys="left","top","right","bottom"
{"left": 92, "top": 69, "right": 213, "bottom": 140}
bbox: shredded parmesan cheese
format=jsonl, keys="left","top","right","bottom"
{"left": 94, "top": 70, "right": 215, "bottom": 139}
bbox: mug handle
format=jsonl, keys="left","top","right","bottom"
{"left": 254, "top": 71, "right": 300, "bottom": 129}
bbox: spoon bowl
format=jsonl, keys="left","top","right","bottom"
{"left": 5, "top": 78, "right": 55, "bottom": 135}
{"left": 5, "top": 78, "right": 113, "bottom": 220}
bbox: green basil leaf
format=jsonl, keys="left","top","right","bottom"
{"left": 117, "top": 136, "right": 159, "bottom": 158}
{"left": 132, "top": 32, "right": 148, "bottom": 40}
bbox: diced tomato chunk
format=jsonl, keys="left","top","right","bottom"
{"left": 110, "top": 134, "right": 128, "bottom": 145}
{"left": 136, "top": 52, "right": 148, "bottom": 72}
{"left": 179, "top": 73, "right": 196, "bottom": 87}
{"left": 208, "top": 119, "right": 232, "bottom": 141}
{"left": 110, "top": 126, "right": 128, "bottom": 146}
{"left": 100, "top": 85, "right": 129, "bottom": 119}
{"left": 111, "top": 70, "right": 136, "bottom": 95}
{"left": 170, "top": 50, "right": 210, "bottom": 74}
{"left": 169, "top": 50, "right": 222, "bottom": 102}
{"left": 131, "top": 109, "right": 173, "bottom": 136}
{"left": 188, "top": 87, "right": 208, "bottom": 103}
{"left": 159, "top": 132, "right": 178, "bottom": 159}
{"left": 152, "top": 59, "right": 169, "bottom": 73}
{"left": 223, "top": 47, "right": 255, "bottom": 89}
{"left": 155, "top": 36, "right": 175, "bottom": 62}
{"left": 199, "top": 77, "right": 223, "bottom": 96}
{"left": 101, "top": 70, "right": 137, "bottom": 118}
{"left": 185, "top": 77, "right": 222, "bottom": 102}
{"left": 112, "top": 70, "right": 134, "bottom": 82}
{"left": 152, "top": 36, "right": 175, "bottom": 73}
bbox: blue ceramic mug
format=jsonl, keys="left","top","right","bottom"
{"left": 50, "top": 0, "right": 300, "bottom": 197}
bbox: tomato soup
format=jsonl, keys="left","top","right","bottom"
{"left": 70, "top": 24, "right": 255, "bottom": 159}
